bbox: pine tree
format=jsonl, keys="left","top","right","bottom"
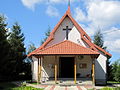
{"left": 41, "top": 26, "right": 51, "bottom": 45}
{"left": 8, "top": 22, "right": 26, "bottom": 78}
{"left": 0, "top": 14, "right": 10, "bottom": 76}
{"left": 93, "top": 30, "right": 104, "bottom": 48}
{"left": 27, "top": 43, "right": 36, "bottom": 54}
{"left": 93, "top": 29, "right": 112, "bottom": 81}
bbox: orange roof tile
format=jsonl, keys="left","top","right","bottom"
{"left": 33, "top": 40, "right": 99, "bottom": 56}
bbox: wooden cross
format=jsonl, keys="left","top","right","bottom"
{"left": 63, "top": 26, "right": 72, "bottom": 40}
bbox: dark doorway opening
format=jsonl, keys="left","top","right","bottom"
{"left": 59, "top": 57, "right": 74, "bottom": 78}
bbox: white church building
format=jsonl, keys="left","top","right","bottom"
{"left": 28, "top": 5, "right": 111, "bottom": 85}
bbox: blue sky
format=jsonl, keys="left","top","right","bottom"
{"left": 0, "top": 0, "right": 120, "bottom": 63}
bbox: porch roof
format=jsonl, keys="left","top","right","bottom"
{"left": 31, "top": 40, "right": 99, "bottom": 57}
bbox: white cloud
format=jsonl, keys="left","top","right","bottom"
{"left": 87, "top": 1, "right": 120, "bottom": 28}
{"left": 21, "top": 0, "right": 78, "bottom": 10}
{"left": 74, "top": 7, "right": 87, "bottom": 22}
{"left": 21, "top": 0, "right": 43, "bottom": 10}
{"left": 74, "top": 0, "right": 120, "bottom": 53}
{"left": 104, "top": 27, "right": 120, "bottom": 53}
{"left": 46, "top": 5, "right": 59, "bottom": 17}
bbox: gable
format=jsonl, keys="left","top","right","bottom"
{"left": 28, "top": 7, "right": 112, "bottom": 57}
{"left": 45, "top": 17, "right": 89, "bottom": 48}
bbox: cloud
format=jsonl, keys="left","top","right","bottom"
{"left": 74, "top": 7, "right": 87, "bottom": 22}
{"left": 21, "top": 0, "right": 43, "bottom": 10}
{"left": 104, "top": 27, "right": 120, "bottom": 53}
{"left": 74, "top": 0, "right": 120, "bottom": 53}
{"left": 87, "top": 1, "right": 120, "bottom": 28}
{"left": 21, "top": 0, "right": 77, "bottom": 10}
{"left": 46, "top": 5, "right": 59, "bottom": 17}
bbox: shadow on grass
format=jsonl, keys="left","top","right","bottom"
{"left": 0, "top": 82, "right": 43, "bottom": 90}
{"left": 0, "top": 82, "right": 18, "bottom": 90}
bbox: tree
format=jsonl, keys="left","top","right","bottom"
{"left": 41, "top": 26, "right": 51, "bottom": 45}
{"left": 114, "top": 64, "right": 120, "bottom": 82}
{"left": 93, "top": 29, "right": 112, "bottom": 81}
{"left": 112, "top": 59, "right": 120, "bottom": 81}
{"left": 8, "top": 22, "right": 26, "bottom": 79}
{"left": 93, "top": 30, "right": 104, "bottom": 48}
{"left": 0, "top": 14, "right": 10, "bottom": 77}
{"left": 27, "top": 43, "right": 36, "bottom": 54}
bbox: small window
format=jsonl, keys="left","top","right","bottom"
{"left": 79, "top": 63, "right": 87, "bottom": 69}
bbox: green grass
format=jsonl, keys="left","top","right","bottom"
{"left": 101, "top": 87, "right": 120, "bottom": 90}
{"left": 107, "top": 81, "right": 120, "bottom": 84}
{"left": 0, "top": 82, "right": 43, "bottom": 90}
{"left": 8, "top": 86, "right": 44, "bottom": 90}
{"left": 88, "top": 87, "right": 120, "bottom": 90}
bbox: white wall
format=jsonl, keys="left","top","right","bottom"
{"left": 32, "top": 56, "right": 38, "bottom": 81}
{"left": 95, "top": 54, "right": 107, "bottom": 79}
{"left": 45, "top": 17, "right": 88, "bottom": 48}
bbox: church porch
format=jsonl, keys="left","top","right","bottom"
{"left": 35, "top": 55, "right": 96, "bottom": 85}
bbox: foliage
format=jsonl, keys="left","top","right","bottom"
{"left": 8, "top": 22, "right": 26, "bottom": 79}
{"left": 112, "top": 59, "right": 120, "bottom": 82}
{"left": 41, "top": 26, "right": 51, "bottom": 45}
{"left": 93, "top": 30, "right": 104, "bottom": 48}
{"left": 27, "top": 43, "right": 36, "bottom": 54}
{"left": 93, "top": 29, "right": 112, "bottom": 81}
{"left": 0, "top": 14, "right": 10, "bottom": 76}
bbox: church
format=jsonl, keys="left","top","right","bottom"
{"left": 28, "top": 5, "right": 111, "bottom": 85}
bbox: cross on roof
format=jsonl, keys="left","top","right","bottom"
{"left": 63, "top": 26, "right": 72, "bottom": 40}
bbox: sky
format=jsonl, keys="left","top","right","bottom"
{"left": 0, "top": 0, "right": 120, "bottom": 63}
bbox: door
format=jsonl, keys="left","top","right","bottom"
{"left": 59, "top": 57, "right": 74, "bottom": 78}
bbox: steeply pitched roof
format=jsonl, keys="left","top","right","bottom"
{"left": 28, "top": 7, "right": 112, "bottom": 57}
{"left": 32, "top": 40, "right": 99, "bottom": 56}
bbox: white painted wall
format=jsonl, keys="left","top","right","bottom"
{"left": 45, "top": 17, "right": 88, "bottom": 48}
{"left": 42, "top": 56, "right": 56, "bottom": 81}
{"left": 95, "top": 54, "right": 107, "bottom": 79}
{"left": 32, "top": 56, "right": 38, "bottom": 82}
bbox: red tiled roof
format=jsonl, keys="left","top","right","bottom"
{"left": 28, "top": 6, "right": 112, "bottom": 57}
{"left": 33, "top": 40, "right": 99, "bottom": 56}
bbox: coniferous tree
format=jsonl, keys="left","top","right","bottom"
{"left": 0, "top": 15, "right": 10, "bottom": 77}
{"left": 93, "top": 30, "right": 104, "bottom": 48}
{"left": 93, "top": 29, "right": 112, "bottom": 81}
{"left": 41, "top": 26, "right": 51, "bottom": 45}
{"left": 8, "top": 22, "right": 26, "bottom": 79}
{"left": 27, "top": 43, "right": 36, "bottom": 54}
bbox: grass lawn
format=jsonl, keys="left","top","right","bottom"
{"left": 88, "top": 87, "right": 120, "bottom": 90}
{"left": 0, "top": 82, "right": 44, "bottom": 90}
{"left": 107, "top": 81, "right": 120, "bottom": 84}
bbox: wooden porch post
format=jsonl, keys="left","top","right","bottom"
{"left": 38, "top": 57, "right": 41, "bottom": 83}
{"left": 74, "top": 58, "right": 77, "bottom": 84}
{"left": 92, "top": 58, "right": 95, "bottom": 84}
{"left": 55, "top": 56, "right": 57, "bottom": 84}
{"left": 40, "top": 56, "right": 43, "bottom": 83}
